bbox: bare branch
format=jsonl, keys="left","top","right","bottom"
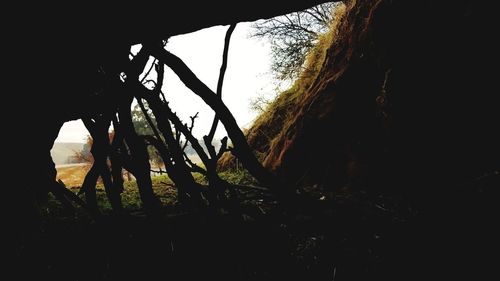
{"left": 207, "top": 24, "right": 236, "bottom": 142}
{"left": 304, "top": 10, "right": 326, "bottom": 25}
{"left": 189, "top": 112, "right": 199, "bottom": 133}
{"left": 140, "top": 59, "right": 157, "bottom": 84}
{"left": 249, "top": 2, "right": 335, "bottom": 80}
{"left": 161, "top": 100, "right": 211, "bottom": 167}
{"left": 149, "top": 47, "right": 282, "bottom": 191}
{"left": 216, "top": 136, "right": 229, "bottom": 160}
{"left": 136, "top": 98, "right": 162, "bottom": 141}
{"left": 183, "top": 152, "right": 207, "bottom": 175}
{"left": 154, "top": 59, "right": 165, "bottom": 94}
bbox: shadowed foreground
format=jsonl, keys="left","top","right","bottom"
{"left": 16, "top": 170, "right": 499, "bottom": 280}
{"left": 11, "top": 0, "right": 500, "bottom": 280}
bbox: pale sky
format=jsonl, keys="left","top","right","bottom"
{"left": 55, "top": 22, "right": 276, "bottom": 143}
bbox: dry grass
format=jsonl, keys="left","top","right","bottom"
{"left": 56, "top": 164, "right": 91, "bottom": 188}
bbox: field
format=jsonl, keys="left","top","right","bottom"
{"left": 51, "top": 163, "right": 257, "bottom": 213}
{"left": 56, "top": 164, "right": 91, "bottom": 187}
{"left": 52, "top": 164, "right": 176, "bottom": 212}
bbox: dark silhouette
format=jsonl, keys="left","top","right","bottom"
{"left": 12, "top": 1, "right": 500, "bottom": 281}
{"left": 81, "top": 116, "right": 122, "bottom": 213}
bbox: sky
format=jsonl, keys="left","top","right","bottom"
{"left": 55, "top": 22, "right": 277, "bottom": 143}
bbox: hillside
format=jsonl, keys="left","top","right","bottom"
{"left": 50, "top": 142, "right": 84, "bottom": 165}
{"left": 221, "top": 0, "right": 500, "bottom": 198}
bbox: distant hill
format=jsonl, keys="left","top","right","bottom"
{"left": 51, "top": 142, "right": 85, "bottom": 165}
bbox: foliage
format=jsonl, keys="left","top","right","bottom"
{"left": 131, "top": 103, "right": 164, "bottom": 167}
{"left": 218, "top": 169, "right": 258, "bottom": 186}
{"left": 131, "top": 103, "right": 157, "bottom": 136}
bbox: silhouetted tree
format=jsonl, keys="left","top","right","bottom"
{"left": 80, "top": 116, "right": 123, "bottom": 213}
{"left": 54, "top": 24, "right": 284, "bottom": 215}
{"left": 250, "top": 2, "right": 339, "bottom": 80}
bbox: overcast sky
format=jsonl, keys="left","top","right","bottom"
{"left": 55, "top": 22, "right": 276, "bottom": 143}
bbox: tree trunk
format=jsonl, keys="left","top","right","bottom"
{"left": 118, "top": 90, "right": 160, "bottom": 213}
{"left": 110, "top": 117, "right": 125, "bottom": 194}
{"left": 83, "top": 117, "right": 124, "bottom": 213}
{"left": 80, "top": 164, "right": 99, "bottom": 214}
